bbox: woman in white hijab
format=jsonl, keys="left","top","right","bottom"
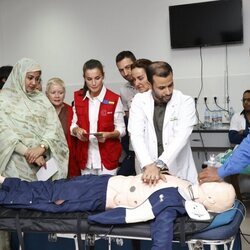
{"left": 0, "top": 58, "right": 68, "bottom": 181}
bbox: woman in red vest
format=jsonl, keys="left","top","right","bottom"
{"left": 70, "top": 59, "right": 126, "bottom": 177}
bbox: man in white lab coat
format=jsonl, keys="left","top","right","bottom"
{"left": 128, "top": 61, "right": 197, "bottom": 185}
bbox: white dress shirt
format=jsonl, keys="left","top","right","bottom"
{"left": 120, "top": 82, "right": 138, "bottom": 112}
{"left": 229, "top": 112, "right": 246, "bottom": 131}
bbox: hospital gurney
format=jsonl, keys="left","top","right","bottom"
{"left": 0, "top": 200, "right": 245, "bottom": 250}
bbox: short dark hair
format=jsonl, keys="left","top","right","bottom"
{"left": 146, "top": 61, "right": 173, "bottom": 85}
{"left": 115, "top": 51, "right": 136, "bottom": 63}
{"left": 243, "top": 90, "right": 250, "bottom": 95}
{"left": 0, "top": 65, "right": 13, "bottom": 89}
{"left": 131, "top": 58, "right": 152, "bottom": 71}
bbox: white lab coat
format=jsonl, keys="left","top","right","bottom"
{"left": 128, "top": 89, "right": 198, "bottom": 183}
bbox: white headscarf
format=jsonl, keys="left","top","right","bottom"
{"left": 0, "top": 58, "right": 69, "bottom": 180}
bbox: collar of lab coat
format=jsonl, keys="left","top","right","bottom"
{"left": 141, "top": 89, "right": 178, "bottom": 128}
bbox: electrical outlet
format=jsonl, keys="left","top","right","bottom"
{"left": 213, "top": 96, "right": 217, "bottom": 104}
{"left": 194, "top": 97, "right": 199, "bottom": 104}
{"left": 204, "top": 96, "right": 208, "bottom": 104}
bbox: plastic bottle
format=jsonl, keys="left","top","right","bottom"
{"left": 204, "top": 108, "right": 210, "bottom": 128}
{"left": 211, "top": 111, "right": 218, "bottom": 128}
{"left": 207, "top": 154, "right": 216, "bottom": 167}
{"left": 202, "top": 153, "right": 216, "bottom": 169}
{"left": 217, "top": 110, "right": 223, "bottom": 128}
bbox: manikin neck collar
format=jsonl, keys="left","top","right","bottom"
{"left": 178, "top": 185, "right": 199, "bottom": 201}
{"left": 188, "top": 185, "right": 199, "bottom": 201}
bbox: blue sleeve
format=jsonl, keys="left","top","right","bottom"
{"left": 228, "top": 130, "right": 245, "bottom": 145}
{"left": 243, "top": 129, "right": 250, "bottom": 138}
{"left": 218, "top": 134, "right": 250, "bottom": 178}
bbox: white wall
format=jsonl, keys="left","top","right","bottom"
{"left": 0, "top": 0, "right": 250, "bottom": 119}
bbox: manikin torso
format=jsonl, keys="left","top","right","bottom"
{"left": 106, "top": 174, "right": 191, "bottom": 209}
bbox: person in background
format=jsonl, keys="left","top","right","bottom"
{"left": 115, "top": 51, "right": 137, "bottom": 176}
{"left": 70, "top": 59, "right": 125, "bottom": 176}
{"left": 229, "top": 90, "right": 250, "bottom": 145}
{"left": 118, "top": 58, "right": 152, "bottom": 175}
{"left": 0, "top": 58, "right": 68, "bottom": 180}
{"left": 116, "top": 51, "right": 137, "bottom": 116}
{"left": 131, "top": 58, "right": 152, "bottom": 93}
{"left": 227, "top": 90, "right": 250, "bottom": 200}
{"left": 0, "top": 58, "right": 69, "bottom": 250}
{"left": 128, "top": 61, "right": 198, "bottom": 185}
{"left": 46, "top": 77, "right": 73, "bottom": 141}
{"left": 46, "top": 77, "right": 76, "bottom": 175}
{"left": 0, "top": 65, "right": 13, "bottom": 89}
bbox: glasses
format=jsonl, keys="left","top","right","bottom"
{"left": 242, "top": 98, "right": 250, "bottom": 103}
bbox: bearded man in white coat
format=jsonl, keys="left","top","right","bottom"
{"left": 128, "top": 61, "right": 197, "bottom": 185}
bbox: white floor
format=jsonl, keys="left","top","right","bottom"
{"left": 240, "top": 199, "right": 250, "bottom": 250}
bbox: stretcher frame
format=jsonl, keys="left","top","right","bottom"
{"left": 54, "top": 233, "right": 237, "bottom": 250}
{"left": 0, "top": 200, "right": 245, "bottom": 250}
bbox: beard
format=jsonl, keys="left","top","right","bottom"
{"left": 153, "top": 92, "right": 172, "bottom": 105}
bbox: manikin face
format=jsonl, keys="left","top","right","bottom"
{"left": 152, "top": 73, "right": 174, "bottom": 104}
{"left": 242, "top": 92, "right": 250, "bottom": 112}
{"left": 25, "top": 71, "right": 41, "bottom": 93}
{"left": 196, "top": 182, "right": 235, "bottom": 213}
{"left": 132, "top": 67, "right": 151, "bottom": 93}
{"left": 46, "top": 83, "right": 65, "bottom": 108}
{"left": 84, "top": 68, "right": 104, "bottom": 97}
{"left": 116, "top": 57, "right": 134, "bottom": 83}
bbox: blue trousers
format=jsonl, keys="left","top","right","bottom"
{"left": 0, "top": 174, "right": 111, "bottom": 213}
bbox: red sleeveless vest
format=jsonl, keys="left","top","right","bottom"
{"left": 74, "top": 88, "right": 122, "bottom": 171}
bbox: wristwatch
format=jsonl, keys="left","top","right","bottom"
{"left": 154, "top": 159, "right": 168, "bottom": 170}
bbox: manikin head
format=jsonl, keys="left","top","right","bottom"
{"left": 193, "top": 182, "right": 236, "bottom": 213}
